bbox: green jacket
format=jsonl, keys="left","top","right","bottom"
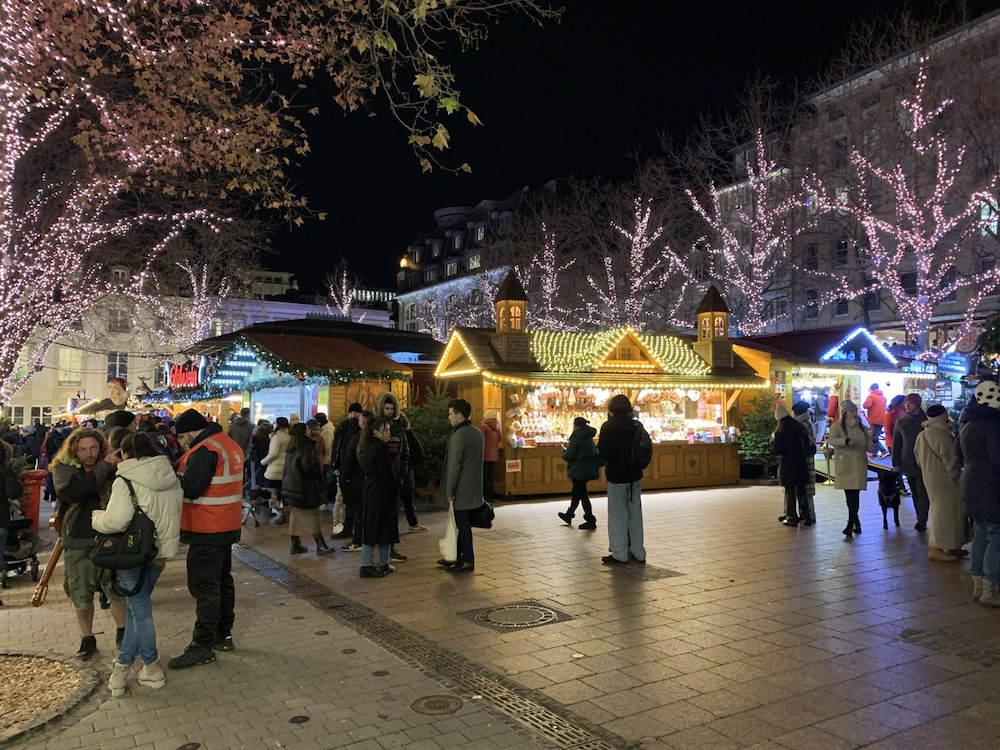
{"left": 561, "top": 425, "right": 602, "bottom": 481}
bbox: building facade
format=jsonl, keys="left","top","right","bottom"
{"left": 3, "top": 269, "right": 394, "bottom": 426}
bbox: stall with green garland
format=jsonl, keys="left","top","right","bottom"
{"left": 141, "top": 331, "right": 411, "bottom": 422}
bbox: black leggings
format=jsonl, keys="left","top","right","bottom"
{"left": 845, "top": 489, "right": 861, "bottom": 528}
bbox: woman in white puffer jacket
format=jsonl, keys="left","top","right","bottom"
{"left": 91, "top": 431, "right": 182, "bottom": 697}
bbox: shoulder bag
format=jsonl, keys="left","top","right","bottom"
{"left": 91, "top": 477, "right": 159, "bottom": 596}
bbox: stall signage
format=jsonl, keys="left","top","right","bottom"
{"left": 937, "top": 352, "right": 975, "bottom": 377}
{"left": 890, "top": 344, "right": 922, "bottom": 360}
{"left": 934, "top": 382, "right": 953, "bottom": 401}
{"left": 505, "top": 459, "right": 522, "bottom": 473}
{"left": 168, "top": 361, "right": 200, "bottom": 388}
{"left": 900, "top": 360, "right": 937, "bottom": 374}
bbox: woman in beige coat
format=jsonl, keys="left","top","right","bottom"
{"left": 914, "top": 405, "right": 967, "bottom": 561}
{"left": 826, "top": 400, "right": 870, "bottom": 538}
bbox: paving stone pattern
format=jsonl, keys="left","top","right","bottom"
{"left": 241, "top": 482, "right": 1000, "bottom": 750}
{"left": 3, "top": 481, "right": 1000, "bottom": 750}
{"left": 0, "top": 546, "right": 550, "bottom": 750}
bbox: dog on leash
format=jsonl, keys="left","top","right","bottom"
{"left": 877, "top": 471, "right": 901, "bottom": 529}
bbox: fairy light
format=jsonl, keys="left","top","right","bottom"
{"left": 819, "top": 327, "right": 898, "bottom": 365}
{"left": 690, "top": 130, "right": 845, "bottom": 334}
{"left": 808, "top": 57, "right": 1000, "bottom": 356}
{"left": 586, "top": 197, "right": 698, "bottom": 330}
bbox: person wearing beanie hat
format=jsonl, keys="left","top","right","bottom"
{"left": 791, "top": 402, "right": 818, "bottom": 524}
{"left": 105, "top": 410, "right": 136, "bottom": 431}
{"left": 331, "top": 404, "right": 364, "bottom": 538}
{"left": 771, "top": 402, "right": 814, "bottom": 527}
{"left": 167, "top": 408, "right": 244, "bottom": 671}
{"left": 558, "top": 416, "right": 602, "bottom": 529}
{"left": 863, "top": 383, "right": 888, "bottom": 456}
{"left": 914, "top": 404, "right": 966, "bottom": 562}
{"left": 480, "top": 410, "right": 502, "bottom": 503}
{"left": 893, "top": 393, "right": 929, "bottom": 532}
{"left": 827, "top": 400, "right": 871, "bottom": 538}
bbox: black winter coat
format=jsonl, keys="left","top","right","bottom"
{"left": 771, "top": 416, "right": 813, "bottom": 487}
{"left": 562, "top": 425, "right": 602, "bottom": 481}
{"left": 956, "top": 404, "right": 1000, "bottom": 523}
{"left": 598, "top": 414, "right": 643, "bottom": 484}
{"left": 893, "top": 409, "right": 927, "bottom": 476}
{"left": 359, "top": 438, "right": 400, "bottom": 546}
{"left": 332, "top": 417, "right": 360, "bottom": 471}
{"left": 281, "top": 446, "right": 325, "bottom": 509}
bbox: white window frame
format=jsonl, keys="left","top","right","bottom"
{"left": 57, "top": 347, "right": 82, "bottom": 386}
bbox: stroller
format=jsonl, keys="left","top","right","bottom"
{"left": 2, "top": 511, "right": 44, "bottom": 589}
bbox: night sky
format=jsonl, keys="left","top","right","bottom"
{"left": 268, "top": 0, "right": 994, "bottom": 293}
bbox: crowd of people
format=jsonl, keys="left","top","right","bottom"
{"left": 770, "top": 381, "right": 1000, "bottom": 609}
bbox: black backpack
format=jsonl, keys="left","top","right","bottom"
{"left": 629, "top": 422, "right": 653, "bottom": 471}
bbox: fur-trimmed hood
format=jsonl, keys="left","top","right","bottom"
{"left": 374, "top": 391, "right": 402, "bottom": 421}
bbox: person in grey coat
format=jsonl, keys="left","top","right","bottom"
{"left": 437, "top": 399, "right": 483, "bottom": 573}
{"left": 892, "top": 393, "right": 929, "bottom": 532}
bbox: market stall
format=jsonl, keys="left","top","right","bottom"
{"left": 140, "top": 332, "right": 411, "bottom": 420}
{"left": 434, "top": 278, "right": 768, "bottom": 497}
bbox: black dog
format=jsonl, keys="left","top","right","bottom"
{"left": 877, "top": 471, "right": 901, "bottom": 529}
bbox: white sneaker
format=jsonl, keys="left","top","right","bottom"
{"left": 973, "top": 575, "right": 985, "bottom": 603}
{"left": 108, "top": 661, "right": 130, "bottom": 697}
{"left": 980, "top": 580, "right": 1000, "bottom": 609}
{"left": 137, "top": 660, "right": 166, "bottom": 689}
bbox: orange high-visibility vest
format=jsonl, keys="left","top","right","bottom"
{"left": 178, "top": 432, "right": 244, "bottom": 534}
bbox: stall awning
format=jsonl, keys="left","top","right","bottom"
{"left": 242, "top": 333, "right": 412, "bottom": 376}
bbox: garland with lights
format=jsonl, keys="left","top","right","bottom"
{"left": 139, "top": 385, "right": 232, "bottom": 405}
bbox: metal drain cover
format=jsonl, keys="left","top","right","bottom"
{"left": 488, "top": 607, "right": 546, "bottom": 625}
{"left": 411, "top": 695, "right": 463, "bottom": 715}
{"left": 458, "top": 599, "right": 575, "bottom": 634}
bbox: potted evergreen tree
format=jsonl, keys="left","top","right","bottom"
{"left": 738, "top": 392, "right": 779, "bottom": 482}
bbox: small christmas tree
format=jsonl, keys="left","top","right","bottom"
{"left": 403, "top": 383, "right": 455, "bottom": 490}
{"left": 738, "top": 392, "right": 778, "bottom": 476}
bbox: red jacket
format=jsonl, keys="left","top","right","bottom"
{"left": 480, "top": 418, "right": 502, "bottom": 462}
{"left": 884, "top": 406, "right": 904, "bottom": 449}
{"left": 863, "top": 389, "right": 887, "bottom": 425}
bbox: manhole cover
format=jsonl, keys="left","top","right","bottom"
{"left": 372, "top": 670, "right": 389, "bottom": 677}
{"left": 341, "top": 648, "right": 356, "bottom": 654}
{"left": 411, "top": 695, "right": 463, "bottom": 715}
{"left": 488, "top": 607, "right": 546, "bottom": 625}
{"left": 314, "top": 631, "right": 329, "bottom": 636}
{"left": 177, "top": 744, "right": 201, "bottom": 750}
{"left": 458, "top": 599, "right": 576, "bottom": 634}
{"left": 292, "top": 616, "right": 305, "bottom": 620}
{"left": 289, "top": 715, "right": 309, "bottom": 724}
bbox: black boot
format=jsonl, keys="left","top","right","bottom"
{"left": 167, "top": 642, "right": 217, "bottom": 670}
{"left": 290, "top": 536, "right": 308, "bottom": 555}
{"left": 558, "top": 512, "right": 573, "bottom": 525}
{"left": 315, "top": 536, "right": 334, "bottom": 556}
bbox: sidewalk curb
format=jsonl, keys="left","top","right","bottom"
{"left": 0, "top": 650, "right": 101, "bottom": 746}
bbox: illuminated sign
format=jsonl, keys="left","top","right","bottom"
{"left": 168, "top": 361, "right": 200, "bottom": 388}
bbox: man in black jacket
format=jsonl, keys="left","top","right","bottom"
{"left": 51, "top": 427, "right": 126, "bottom": 660}
{"left": 168, "top": 410, "right": 243, "bottom": 670}
{"left": 332, "top": 403, "right": 363, "bottom": 539}
{"left": 597, "top": 395, "right": 647, "bottom": 566}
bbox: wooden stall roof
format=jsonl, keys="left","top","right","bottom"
{"left": 242, "top": 333, "right": 412, "bottom": 376}
{"left": 438, "top": 327, "right": 764, "bottom": 388}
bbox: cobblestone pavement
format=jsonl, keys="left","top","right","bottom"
{"left": 2, "top": 481, "right": 1000, "bottom": 750}
{"left": 238, "top": 482, "right": 1000, "bottom": 750}
{"left": 0, "top": 537, "right": 550, "bottom": 750}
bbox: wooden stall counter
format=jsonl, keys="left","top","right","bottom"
{"left": 493, "top": 441, "right": 739, "bottom": 498}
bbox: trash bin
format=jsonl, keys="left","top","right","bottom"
{"left": 17, "top": 469, "right": 48, "bottom": 531}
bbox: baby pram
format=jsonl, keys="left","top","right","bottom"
{"left": 2, "top": 516, "right": 43, "bottom": 588}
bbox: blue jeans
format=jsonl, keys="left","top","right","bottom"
{"left": 971, "top": 520, "right": 1000, "bottom": 582}
{"left": 117, "top": 563, "right": 163, "bottom": 665}
{"left": 607, "top": 481, "right": 644, "bottom": 562}
{"left": 361, "top": 544, "right": 390, "bottom": 567}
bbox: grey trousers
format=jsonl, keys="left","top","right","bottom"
{"left": 607, "top": 480, "right": 644, "bottom": 562}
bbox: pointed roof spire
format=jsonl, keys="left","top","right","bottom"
{"left": 496, "top": 270, "right": 528, "bottom": 302}
{"left": 696, "top": 285, "right": 729, "bottom": 314}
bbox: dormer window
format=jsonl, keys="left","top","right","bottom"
{"left": 475, "top": 226, "right": 485, "bottom": 242}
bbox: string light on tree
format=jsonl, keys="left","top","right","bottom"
{"left": 807, "top": 58, "right": 1000, "bottom": 355}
